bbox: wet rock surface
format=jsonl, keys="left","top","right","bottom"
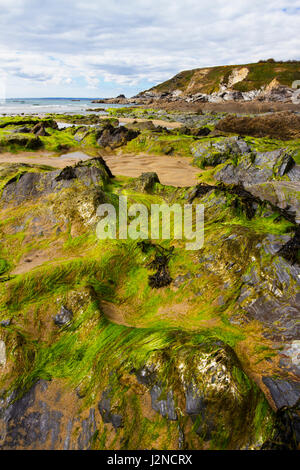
{"left": 1, "top": 157, "right": 111, "bottom": 205}
{"left": 0, "top": 381, "right": 98, "bottom": 450}
{"left": 135, "top": 172, "right": 160, "bottom": 193}
{"left": 54, "top": 306, "right": 73, "bottom": 327}
{"left": 0, "top": 147, "right": 299, "bottom": 450}
{"left": 262, "top": 377, "right": 300, "bottom": 409}
{"left": 96, "top": 124, "right": 139, "bottom": 149}
{"left": 216, "top": 149, "right": 297, "bottom": 185}
{"left": 191, "top": 136, "right": 251, "bottom": 168}
{"left": 98, "top": 390, "right": 123, "bottom": 429}
{"left": 150, "top": 385, "right": 177, "bottom": 421}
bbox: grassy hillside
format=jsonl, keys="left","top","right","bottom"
{"left": 145, "top": 61, "right": 300, "bottom": 95}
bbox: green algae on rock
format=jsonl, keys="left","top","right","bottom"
{"left": 0, "top": 109, "right": 299, "bottom": 450}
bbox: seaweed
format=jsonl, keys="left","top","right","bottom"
{"left": 277, "top": 226, "right": 300, "bottom": 265}
{"left": 55, "top": 166, "right": 77, "bottom": 181}
{"left": 138, "top": 241, "right": 174, "bottom": 288}
{"left": 261, "top": 398, "right": 300, "bottom": 450}
{"left": 190, "top": 181, "right": 297, "bottom": 223}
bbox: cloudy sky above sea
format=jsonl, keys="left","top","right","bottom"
{"left": 0, "top": 0, "right": 299, "bottom": 98}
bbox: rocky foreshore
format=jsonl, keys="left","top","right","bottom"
{"left": 92, "top": 83, "right": 300, "bottom": 107}
{"left": 0, "top": 109, "right": 299, "bottom": 450}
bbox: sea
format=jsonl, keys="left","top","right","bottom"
{"left": 0, "top": 98, "right": 132, "bottom": 116}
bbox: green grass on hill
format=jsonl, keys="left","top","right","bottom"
{"left": 147, "top": 61, "right": 300, "bottom": 95}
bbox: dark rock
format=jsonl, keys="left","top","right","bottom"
{"left": 216, "top": 149, "right": 297, "bottom": 185}
{"left": 4, "top": 134, "right": 43, "bottom": 150}
{"left": 287, "top": 164, "right": 300, "bottom": 181}
{"left": 277, "top": 152, "right": 295, "bottom": 176}
{"left": 135, "top": 365, "right": 156, "bottom": 386}
{"left": 77, "top": 408, "right": 96, "bottom": 449}
{"left": 261, "top": 401, "right": 300, "bottom": 450}
{"left": 125, "top": 120, "right": 157, "bottom": 131}
{"left": 277, "top": 226, "right": 300, "bottom": 265}
{"left": 75, "top": 156, "right": 114, "bottom": 180}
{"left": 12, "top": 126, "right": 31, "bottom": 134}
{"left": 32, "top": 122, "right": 49, "bottom": 136}
{"left": 1, "top": 159, "right": 112, "bottom": 206}
{"left": 191, "top": 136, "right": 251, "bottom": 168}
{"left": 0, "top": 380, "right": 96, "bottom": 450}
{"left": 136, "top": 172, "right": 160, "bottom": 193}
{"left": 53, "top": 306, "right": 73, "bottom": 327}
{"left": 55, "top": 166, "right": 77, "bottom": 182}
{"left": 150, "top": 385, "right": 177, "bottom": 421}
{"left": 98, "top": 390, "right": 123, "bottom": 429}
{"left": 185, "top": 384, "right": 204, "bottom": 416}
{"left": 262, "top": 377, "right": 300, "bottom": 409}
{"left": 194, "top": 127, "right": 211, "bottom": 136}
{"left": 96, "top": 124, "right": 139, "bottom": 149}
{"left": 73, "top": 127, "right": 90, "bottom": 142}
{"left": 0, "top": 380, "right": 62, "bottom": 449}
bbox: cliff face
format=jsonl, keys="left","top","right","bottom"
{"left": 138, "top": 61, "right": 300, "bottom": 104}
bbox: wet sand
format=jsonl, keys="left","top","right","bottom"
{"left": 104, "top": 153, "right": 200, "bottom": 186}
{"left": 0, "top": 151, "right": 88, "bottom": 169}
{"left": 0, "top": 151, "right": 200, "bottom": 187}
{"left": 113, "top": 117, "right": 182, "bottom": 128}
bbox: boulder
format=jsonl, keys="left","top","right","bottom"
{"left": 96, "top": 124, "right": 139, "bottom": 149}
{"left": 53, "top": 306, "right": 73, "bottom": 327}
{"left": 12, "top": 126, "right": 32, "bottom": 134}
{"left": 150, "top": 385, "right": 177, "bottom": 421}
{"left": 1, "top": 158, "right": 113, "bottom": 205}
{"left": 73, "top": 127, "right": 90, "bottom": 142}
{"left": 262, "top": 377, "right": 300, "bottom": 409}
{"left": 216, "top": 149, "right": 296, "bottom": 185}
{"left": 245, "top": 181, "right": 300, "bottom": 223}
{"left": 32, "top": 123, "right": 49, "bottom": 136}
{"left": 135, "top": 172, "right": 160, "bottom": 193}
{"left": 3, "top": 134, "right": 43, "bottom": 150}
{"left": 124, "top": 120, "right": 157, "bottom": 131}
{"left": 98, "top": 390, "right": 123, "bottom": 429}
{"left": 191, "top": 136, "right": 251, "bottom": 168}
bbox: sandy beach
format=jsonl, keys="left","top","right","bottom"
{"left": 0, "top": 151, "right": 200, "bottom": 187}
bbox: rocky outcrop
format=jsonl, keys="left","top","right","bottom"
{"left": 1, "top": 157, "right": 112, "bottom": 206}
{"left": 3, "top": 134, "right": 43, "bottom": 150}
{"left": 215, "top": 149, "right": 297, "bottom": 185}
{"left": 191, "top": 136, "right": 251, "bottom": 168}
{"left": 246, "top": 182, "right": 300, "bottom": 223}
{"left": 0, "top": 380, "right": 99, "bottom": 450}
{"left": 0, "top": 336, "right": 274, "bottom": 450}
{"left": 0, "top": 156, "right": 299, "bottom": 450}
{"left": 95, "top": 124, "right": 139, "bottom": 149}
{"left": 134, "top": 172, "right": 160, "bottom": 193}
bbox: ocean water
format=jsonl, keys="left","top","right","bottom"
{"left": 0, "top": 98, "right": 132, "bottom": 116}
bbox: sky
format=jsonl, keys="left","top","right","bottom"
{"left": 0, "top": 0, "right": 299, "bottom": 98}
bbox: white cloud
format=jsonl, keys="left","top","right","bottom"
{"left": 0, "top": 0, "right": 299, "bottom": 96}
